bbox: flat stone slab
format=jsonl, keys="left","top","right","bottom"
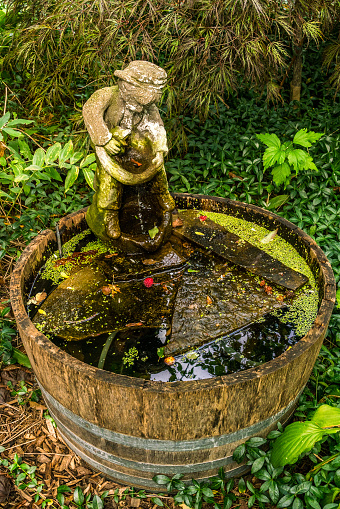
{"left": 173, "top": 210, "right": 308, "bottom": 291}
{"left": 165, "top": 259, "right": 285, "bottom": 356}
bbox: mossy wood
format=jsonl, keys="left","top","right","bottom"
{"left": 173, "top": 210, "right": 308, "bottom": 291}
{"left": 10, "top": 194, "right": 335, "bottom": 490}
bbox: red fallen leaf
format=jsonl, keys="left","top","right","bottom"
{"left": 101, "top": 286, "right": 112, "bottom": 295}
{"left": 131, "top": 158, "right": 142, "bottom": 167}
{"left": 264, "top": 285, "right": 272, "bottom": 295}
{"left": 199, "top": 215, "right": 207, "bottom": 221}
{"left": 126, "top": 322, "right": 143, "bottom": 327}
{"left": 276, "top": 295, "right": 285, "bottom": 302}
{"left": 172, "top": 217, "right": 184, "bottom": 228}
{"left": 164, "top": 356, "right": 175, "bottom": 366}
{"left": 206, "top": 296, "right": 213, "bottom": 305}
{"left": 259, "top": 280, "right": 266, "bottom": 287}
{"left": 143, "top": 277, "right": 154, "bottom": 288}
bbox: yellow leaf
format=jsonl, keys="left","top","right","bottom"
{"left": 194, "top": 231, "right": 205, "bottom": 236}
{"left": 38, "top": 309, "right": 47, "bottom": 315}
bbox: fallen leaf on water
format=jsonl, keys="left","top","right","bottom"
{"left": 164, "top": 356, "right": 175, "bottom": 365}
{"left": 28, "top": 290, "right": 47, "bottom": 305}
{"left": 142, "top": 258, "right": 157, "bottom": 265}
{"left": 149, "top": 226, "right": 159, "bottom": 239}
{"left": 276, "top": 295, "right": 285, "bottom": 302}
{"left": 101, "top": 286, "right": 112, "bottom": 295}
{"left": 187, "top": 269, "right": 199, "bottom": 273}
{"left": 194, "top": 231, "right": 205, "bottom": 236}
{"left": 126, "top": 322, "right": 143, "bottom": 327}
{"left": 199, "top": 215, "right": 207, "bottom": 221}
{"left": 206, "top": 296, "right": 213, "bottom": 305}
{"left": 259, "top": 280, "right": 266, "bottom": 287}
{"left": 172, "top": 217, "right": 184, "bottom": 228}
{"left": 260, "top": 229, "right": 278, "bottom": 244}
{"left": 264, "top": 285, "right": 273, "bottom": 295}
{"left": 38, "top": 309, "right": 47, "bottom": 315}
{"left": 186, "top": 351, "right": 199, "bottom": 360}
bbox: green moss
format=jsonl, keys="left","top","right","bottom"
{"left": 41, "top": 230, "right": 116, "bottom": 285}
{"left": 196, "top": 210, "right": 319, "bottom": 338}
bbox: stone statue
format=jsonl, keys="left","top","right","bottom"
{"left": 83, "top": 60, "right": 175, "bottom": 251}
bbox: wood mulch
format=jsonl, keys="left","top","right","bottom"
{"left": 0, "top": 366, "right": 177, "bottom": 508}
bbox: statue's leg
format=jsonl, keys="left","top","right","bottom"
{"left": 152, "top": 166, "right": 175, "bottom": 212}
{"left": 96, "top": 165, "right": 123, "bottom": 239}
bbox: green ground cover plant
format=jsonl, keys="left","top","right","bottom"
{"left": 1, "top": 26, "right": 340, "bottom": 509}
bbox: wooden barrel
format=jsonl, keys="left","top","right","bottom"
{"left": 10, "top": 194, "right": 335, "bottom": 490}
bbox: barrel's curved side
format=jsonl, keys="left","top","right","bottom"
{"left": 10, "top": 196, "right": 335, "bottom": 489}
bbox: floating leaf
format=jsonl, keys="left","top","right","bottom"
{"left": 148, "top": 226, "right": 159, "bottom": 239}
{"left": 38, "top": 309, "right": 47, "bottom": 315}
{"left": 186, "top": 351, "right": 199, "bottom": 360}
{"left": 157, "top": 347, "right": 165, "bottom": 358}
{"left": 260, "top": 229, "right": 278, "bottom": 244}
{"left": 142, "top": 259, "right": 157, "bottom": 265}
{"left": 194, "top": 231, "right": 205, "bottom": 236}
{"left": 172, "top": 217, "right": 184, "bottom": 228}
{"left": 206, "top": 296, "right": 213, "bottom": 305}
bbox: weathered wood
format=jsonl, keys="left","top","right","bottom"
{"left": 173, "top": 210, "right": 308, "bottom": 291}
{"left": 10, "top": 194, "right": 335, "bottom": 490}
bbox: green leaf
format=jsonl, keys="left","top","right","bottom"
{"left": 277, "top": 494, "right": 294, "bottom": 508}
{"left": 6, "top": 119, "right": 34, "bottom": 127}
{"left": 12, "top": 349, "right": 31, "bottom": 368}
{"left": 59, "top": 140, "right": 73, "bottom": 165}
{"left": 80, "top": 153, "right": 96, "bottom": 168}
{"left": 287, "top": 149, "right": 308, "bottom": 173}
{"left": 33, "top": 148, "right": 45, "bottom": 167}
{"left": 25, "top": 165, "right": 42, "bottom": 172}
{"left": 233, "top": 443, "right": 246, "bottom": 463}
{"left": 301, "top": 155, "right": 318, "bottom": 172}
{"left": 157, "top": 347, "right": 165, "bottom": 358}
{"left": 238, "top": 477, "right": 246, "bottom": 494}
{"left": 45, "top": 143, "right": 61, "bottom": 164}
{"left": 45, "top": 167, "right": 63, "bottom": 181}
{"left": 65, "top": 165, "right": 79, "bottom": 192}
{"left": 293, "top": 129, "right": 323, "bottom": 148}
{"left": 0, "top": 112, "right": 10, "bottom": 129}
{"left": 267, "top": 194, "right": 289, "bottom": 210}
{"left": 83, "top": 167, "right": 95, "bottom": 190}
{"left": 263, "top": 147, "right": 284, "bottom": 170}
{"left": 151, "top": 498, "right": 164, "bottom": 506}
{"left": 271, "top": 421, "right": 327, "bottom": 467}
{"left": 311, "top": 405, "right": 340, "bottom": 428}
{"left": 152, "top": 475, "right": 171, "bottom": 485}
{"left": 256, "top": 133, "right": 281, "bottom": 148}
{"left": 18, "top": 140, "right": 32, "bottom": 160}
{"left": 92, "top": 495, "right": 104, "bottom": 509}
{"left": 149, "top": 226, "right": 159, "bottom": 239}
{"left": 251, "top": 457, "right": 265, "bottom": 473}
{"left": 3, "top": 127, "right": 24, "bottom": 138}
{"left": 271, "top": 162, "right": 291, "bottom": 187}
{"left": 73, "top": 486, "right": 84, "bottom": 505}
{"left": 70, "top": 151, "right": 83, "bottom": 164}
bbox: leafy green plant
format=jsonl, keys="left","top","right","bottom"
{"left": 0, "top": 302, "right": 31, "bottom": 368}
{"left": 256, "top": 129, "right": 323, "bottom": 188}
{"left": 271, "top": 405, "right": 340, "bottom": 468}
{"left": 0, "top": 112, "right": 96, "bottom": 210}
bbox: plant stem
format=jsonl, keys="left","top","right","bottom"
{"left": 98, "top": 332, "right": 117, "bottom": 370}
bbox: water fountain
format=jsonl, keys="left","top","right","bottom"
{"left": 10, "top": 61, "right": 335, "bottom": 489}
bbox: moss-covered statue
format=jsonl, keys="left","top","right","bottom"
{"left": 83, "top": 60, "right": 175, "bottom": 252}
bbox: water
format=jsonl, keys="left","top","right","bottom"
{"left": 50, "top": 308, "right": 300, "bottom": 381}
{"left": 27, "top": 230, "right": 303, "bottom": 382}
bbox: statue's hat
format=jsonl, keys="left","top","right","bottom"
{"left": 114, "top": 61, "right": 167, "bottom": 89}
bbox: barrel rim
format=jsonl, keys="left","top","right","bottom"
{"left": 10, "top": 193, "right": 335, "bottom": 392}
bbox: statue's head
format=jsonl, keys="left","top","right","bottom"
{"left": 114, "top": 61, "right": 167, "bottom": 108}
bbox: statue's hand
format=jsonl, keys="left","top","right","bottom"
{"left": 104, "top": 138, "right": 126, "bottom": 156}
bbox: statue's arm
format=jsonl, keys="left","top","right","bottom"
{"left": 83, "top": 87, "right": 115, "bottom": 147}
